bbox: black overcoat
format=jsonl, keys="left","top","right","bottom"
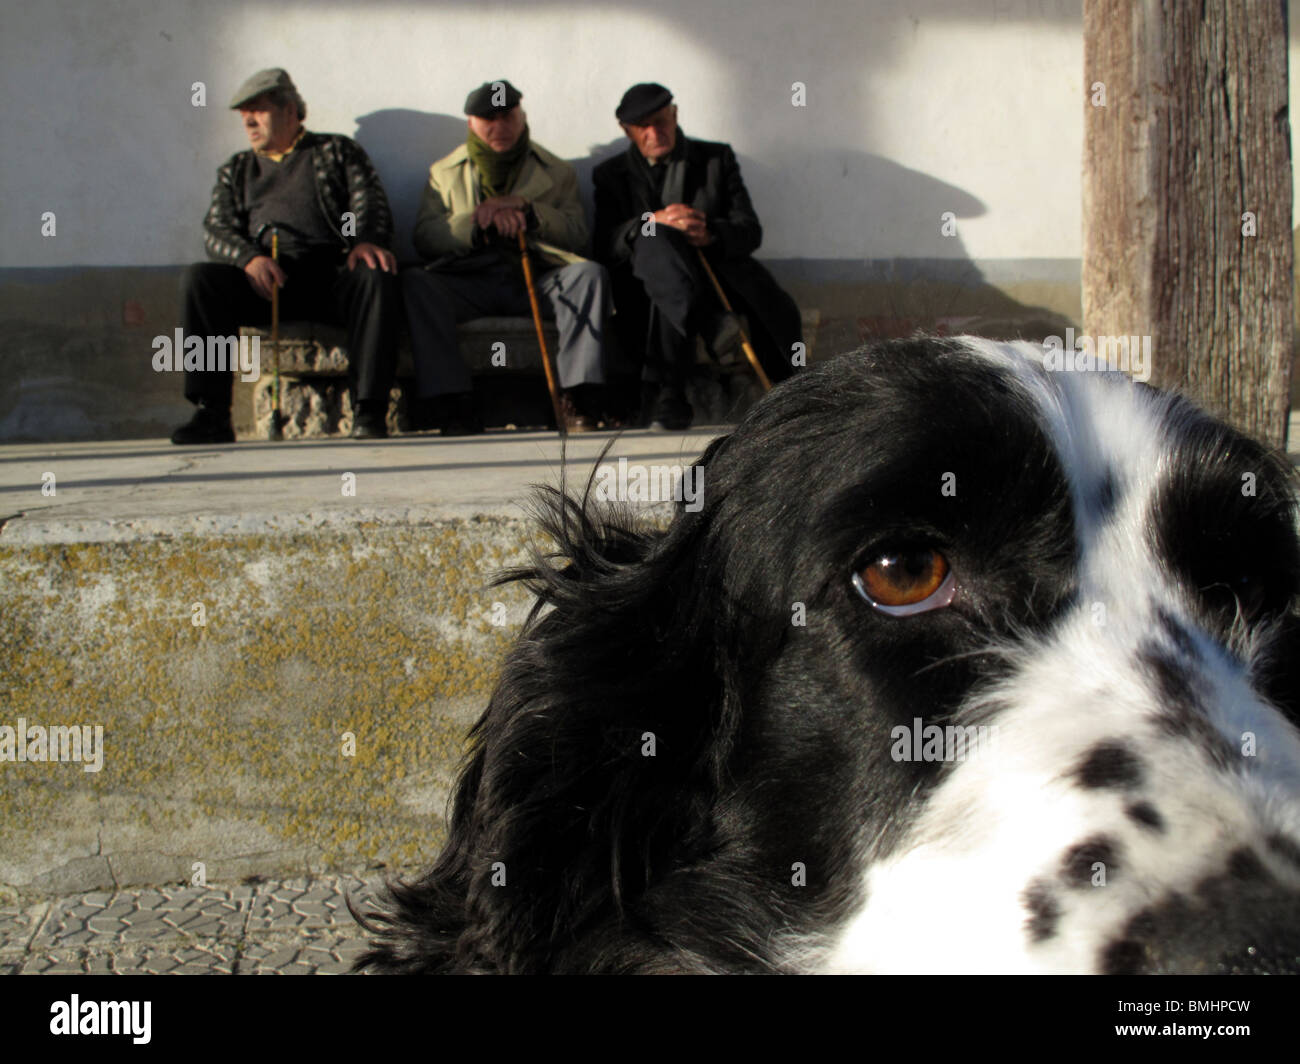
{"left": 592, "top": 136, "right": 801, "bottom": 382}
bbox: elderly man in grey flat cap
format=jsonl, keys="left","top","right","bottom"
{"left": 171, "top": 68, "right": 401, "bottom": 442}
{"left": 401, "top": 79, "right": 613, "bottom": 434}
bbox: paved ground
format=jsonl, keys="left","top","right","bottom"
{"left": 0, "top": 873, "right": 394, "bottom": 974}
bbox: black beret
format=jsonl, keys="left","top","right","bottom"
{"left": 464, "top": 80, "right": 523, "bottom": 117}
{"left": 616, "top": 83, "right": 673, "bottom": 124}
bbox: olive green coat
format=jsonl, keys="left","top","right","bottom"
{"left": 413, "top": 141, "right": 589, "bottom": 266}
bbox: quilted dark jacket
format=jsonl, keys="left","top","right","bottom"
{"left": 202, "top": 131, "right": 394, "bottom": 267}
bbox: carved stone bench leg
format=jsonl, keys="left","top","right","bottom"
{"left": 253, "top": 376, "right": 405, "bottom": 439}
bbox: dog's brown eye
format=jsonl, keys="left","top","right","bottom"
{"left": 860, "top": 550, "right": 948, "bottom": 605}
{"left": 853, "top": 549, "right": 956, "bottom": 616}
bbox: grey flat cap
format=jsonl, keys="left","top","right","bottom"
{"left": 229, "top": 68, "right": 296, "bottom": 109}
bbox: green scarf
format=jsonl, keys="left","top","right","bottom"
{"left": 467, "top": 125, "right": 531, "bottom": 198}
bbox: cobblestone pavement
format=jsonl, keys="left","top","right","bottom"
{"left": 0, "top": 873, "right": 397, "bottom": 974}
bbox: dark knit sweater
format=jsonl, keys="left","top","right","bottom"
{"left": 246, "top": 149, "right": 340, "bottom": 256}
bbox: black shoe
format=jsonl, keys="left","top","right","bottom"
{"left": 170, "top": 403, "right": 234, "bottom": 445}
{"left": 649, "top": 387, "right": 693, "bottom": 432}
{"left": 430, "top": 393, "right": 483, "bottom": 437}
{"left": 350, "top": 400, "right": 388, "bottom": 439}
{"left": 559, "top": 389, "right": 598, "bottom": 433}
{"left": 702, "top": 311, "right": 744, "bottom": 361}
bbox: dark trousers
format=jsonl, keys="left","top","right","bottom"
{"left": 180, "top": 254, "right": 400, "bottom": 408}
{"left": 401, "top": 252, "right": 609, "bottom": 398}
{"left": 626, "top": 227, "right": 716, "bottom": 388}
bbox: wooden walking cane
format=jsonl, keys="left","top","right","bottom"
{"left": 695, "top": 249, "right": 772, "bottom": 392}
{"left": 267, "top": 227, "right": 284, "bottom": 440}
{"left": 517, "top": 230, "right": 565, "bottom": 432}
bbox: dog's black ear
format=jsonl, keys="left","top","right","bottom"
{"left": 356, "top": 441, "right": 743, "bottom": 973}
{"left": 1260, "top": 609, "right": 1300, "bottom": 731}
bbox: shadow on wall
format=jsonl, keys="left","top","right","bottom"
{"left": 353, "top": 110, "right": 468, "bottom": 263}
{"left": 737, "top": 148, "right": 1075, "bottom": 353}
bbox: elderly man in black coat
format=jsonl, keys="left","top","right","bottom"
{"left": 592, "top": 83, "right": 802, "bottom": 430}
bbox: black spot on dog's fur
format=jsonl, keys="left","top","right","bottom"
{"left": 1154, "top": 605, "right": 1200, "bottom": 662}
{"left": 1092, "top": 471, "right": 1118, "bottom": 523}
{"left": 1125, "top": 801, "right": 1165, "bottom": 832}
{"left": 1099, "top": 901, "right": 1184, "bottom": 974}
{"left": 1107, "top": 868, "right": 1300, "bottom": 973}
{"left": 1075, "top": 741, "right": 1144, "bottom": 790}
{"left": 1101, "top": 938, "right": 1147, "bottom": 975}
{"left": 1061, "top": 835, "right": 1119, "bottom": 887}
{"left": 1225, "top": 848, "right": 1270, "bottom": 884}
{"left": 1266, "top": 833, "right": 1300, "bottom": 871}
{"left": 1139, "top": 642, "right": 1235, "bottom": 771}
{"left": 1022, "top": 880, "right": 1060, "bottom": 943}
{"left": 1140, "top": 643, "right": 1204, "bottom": 719}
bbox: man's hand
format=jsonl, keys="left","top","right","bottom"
{"left": 653, "top": 203, "right": 712, "bottom": 246}
{"left": 488, "top": 207, "right": 528, "bottom": 238}
{"left": 474, "top": 195, "right": 528, "bottom": 239}
{"left": 347, "top": 242, "right": 397, "bottom": 273}
{"left": 244, "top": 255, "right": 287, "bottom": 300}
{"left": 682, "top": 219, "right": 713, "bottom": 246}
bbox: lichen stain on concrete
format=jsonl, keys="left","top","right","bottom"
{"left": 0, "top": 518, "right": 534, "bottom": 885}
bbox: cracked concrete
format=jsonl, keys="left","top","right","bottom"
{"left": 1, "top": 430, "right": 708, "bottom": 896}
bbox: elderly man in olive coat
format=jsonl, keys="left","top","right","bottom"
{"left": 402, "top": 80, "right": 612, "bottom": 433}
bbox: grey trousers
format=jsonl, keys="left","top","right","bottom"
{"left": 401, "top": 252, "right": 610, "bottom": 397}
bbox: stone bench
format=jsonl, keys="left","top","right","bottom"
{"left": 234, "top": 309, "right": 821, "bottom": 438}
{"left": 235, "top": 317, "right": 559, "bottom": 438}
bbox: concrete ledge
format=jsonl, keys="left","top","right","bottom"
{"left": 0, "top": 429, "right": 718, "bottom": 897}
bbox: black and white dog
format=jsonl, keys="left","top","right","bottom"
{"left": 355, "top": 337, "right": 1300, "bottom": 974}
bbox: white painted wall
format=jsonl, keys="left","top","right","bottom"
{"left": 1, "top": 0, "right": 1294, "bottom": 268}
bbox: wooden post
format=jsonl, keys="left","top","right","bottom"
{"left": 1082, "top": 0, "right": 1293, "bottom": 449}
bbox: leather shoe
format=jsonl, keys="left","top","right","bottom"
{"left": 430, "top": 394, "right": 483, "bottom": 437}
{"left": 702, "top": 311, "right": 744, "bottom": 361}
{"left": 171, "top": 403, "right": 235, "bottom": 445}
{"left": 350, "top": 412, "right": 387, "bottom": 439}
{"left": 649, "top": 388, "right": 693, "bottom": 432}
{"left": 559, "top": 390, "right": 598, "bottom": 433}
